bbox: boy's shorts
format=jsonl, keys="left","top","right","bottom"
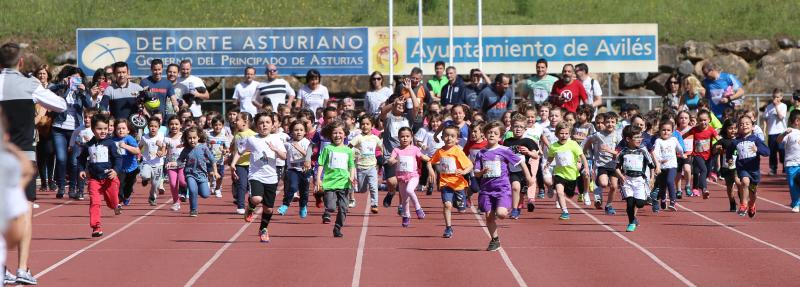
{"left": 478, "top": 192, "right": 512, "bottom": 213}
{"left": 440, "top": 186, "right": 463, "bottom": 203}
{"left": 510, "top": 171, "right": 527, "bottom": 186}
{"left": 737, "top": 169, "right": 761, "bottom": 185}
{"left": 553, "top": 175, "right": 578, "bottom": 198}
{"left": 719, "top": 168, "right": 736, "bottom": 185}
{"left": 595, "top": 167, "right": 617, "bottom": 182}
{"left": 621, "top": 176, "right": 648, "bottom": 200}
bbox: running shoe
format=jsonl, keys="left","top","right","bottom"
{"left": 382, "top": 192, "right": 394, "bottom": 208}
{"left": 487, "top": 237, "right": 501, "bottom": 251}
{"left": 78, "top": 193, "right": 85, "bottom": 200}
{"left": 114, "top": 204, "right": 122, "bottom": 215}
{"left": 605, "top": 205, "right": 616, "bottom": 215}
{"left": 333, "top": 227, "right": 343, "bottom": 237}
{"left": 123, "top": 198, "right": 131, "bottom": 206}
{"left": 32, "top": 203, "right": 39, "bottom": 209}
{"left": 141, "top": 179, "right": 149, "bottom": 187}
{"left": 660, "top": 200, "right": 666, "bottom": 210}
{"left": 322, "top": 216, "right": 331, "bottom": 224}
{"left": 537, "top": 190, "right": 545, "bottom": 199}
{"left": 651, "top": 202, "right": 659, "bottom": 213}
{"left": 685, "top": 187, "right": 694, "bottom": 197}
{"left": 259, "top": 228, "right": 270, "bottom": 243}
{"left": 236, "top": 208, "right": 245, "bottom": 215}
{"left": 158, "top": 187, "right": 166, "bottom": 195}
{"left": 668, "top": 202, "right": 677, "bottom": 211}
{"left": 559, "top": 212, "right": 570, "bottom": 220}
{"left": 690, "top": 188, "right": 700, "bottom": 197}
{"left": 443, "top": 226, "right": 453, "bottom": 238}
{"left": 737, "top": 204, "right": 747, "bottom": 217}
{"left": 190, "top": 210, "right": 198, "bottom": 217}
{"left": 768, "top": 169, "right": 777, "bottom": 176}
{"left": 626, "top": 223, "right": 637, "bottom": 232}
{"left": 583, "top": 192, "right": 592, "bottom": 206}
{"left": 299, "top": 206, "right": 308, "bottom": 218}
{"left": 4, "top": 269, "right": 16, "bottom": 285}
{"left": 676, "top": 189, "right": 683, "bottom": 199}
{"left": 315, "top": 192, "right": 323, "bottom": 208}
{"left": 555, "top": 201, "right": 561, "bottom": 209}
{"left": 398, "top": 205, "right": 404, "bottom": 216}
{"left": 527, "top": 199, "right": 535, "bottom": 212}
{"left": 56, "top": 191, "right": 64, "bottom": 199}
{"left": 702, "top": 190, "right": 710, "bottom": 200}
{"left": 277, "top": 205, "right": 288, "bottom": 215}
{"left": 214, "top": 189, "right": 222, "bottom": 198}
{"left": 426, "top": 185, "right": 433, "bottom": 196}
{"left": 348, "top": 199, "right": 356, "bottom": 208}
{"left": 729, "top": 200, "right": 737, "bottom": 212}
{"left": 594, "top": 198, "right": 603, "bottom": 209}
{"left": 709, "top": 172, "right": 718, "bottom": 182}
{"left": 15, "top": 269, "right": 37, "bottom": 285}
{"left": 91, "top": 227, "right": 103, "bottom": 237}
{"left": 401, "top": 217, "right": 410, "bottom": 227}
{"left": 244, "top": 207, "right": 255, "bottom": 222}
{"left": 633, "top": 218, "right": 640, "bottom": 226}
{"left": 171, "top": 203, "right": 181, "bottom": 211}
{"left": 747, "top": 202, "right": 756, "bottom": 218}
{"left": 179, "top": 194, "right": 187, "bottom": 202}
{"left": 415, "top": 209, "right": 425, "bottom": 219}
{"left": 791, "top": 206, "right": 799, "bottom": 213}
{"left": 510, "top": 208, "right": 521, "bottom": 219}
{"left": 148, "top": 198, "right": 156, "bottom": 206}
{"left": 649, "top": 188, "right": 659, "bottom": 203}
{"left": 578, "top": 193, "right": 584, "bottom": 203}
{"left": 370, "top": 205, "right": 379, "bottom": 214}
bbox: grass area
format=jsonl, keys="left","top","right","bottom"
{"left": 1, "top": 0, "right": 799, "bottom": 61}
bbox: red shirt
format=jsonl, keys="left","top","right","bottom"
{"left": 463, "top": 139, "right": 488, "bottom": 158}
{"left": 550, "top": 79, "right": 588, "bottom": 113}
{"left": 683, "top": 126, "right": 718, "bottom": 160}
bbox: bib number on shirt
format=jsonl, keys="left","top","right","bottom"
{"left": 398, "top": 156, "right": 416, "bottom": 172}
{"left": 484, "top": 160, "right": 502, "bottom": 178}
{"left": 555, "top": 151, "right": 574, "bottom": 167}
{"left": 439, "top": 157, "right": 457, "bottom": 174}
{"left": 736, "top": 141, "right": 756, "bottom": 159}
{"left": 90, "top": 145, "right": 109, "bottom": 163}
{"left": 695, "top": 139, "right": 710, "bottom": 153}
{"left": 330, "top": 152, "right": 348, "bottom": 169}
{"left": 623, "top": 154, "right": 644, "bottom": 172}
{"left": 360, "top": 141, "right": 376, "bottom": 156}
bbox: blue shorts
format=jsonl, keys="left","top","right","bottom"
{"left": 441, "top": 187, "right": 464, "bottom": 203}
{"left": 737, "top": 169, "right": 761, "bottom": 185}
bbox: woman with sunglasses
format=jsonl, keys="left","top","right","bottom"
{"left": 364, "top": 71, "right": 391, "bottom": 116}
{"left": 662, "top": 74, "right": 682, "bottom": 111}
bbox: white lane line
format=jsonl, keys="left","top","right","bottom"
{"left": 709, "top": 180, "right": 791, "bottom": 210}
{"left": 470, "top": 207, "right": 528, "bottom": 287}
{"left": 34, "top": 199, "right": 171, "bottom": 279}
{"left": 34, "top": 200, "right": 74, "bottom": 218}
{"left": 677, "top": 203, "right": 800, "bottom": 261}
{"left": 568, "top": 200, "right": 696, "bottom": 287}
{"left": 351, "top": 192, "right": 371, "bottom": 287}
{"left": 184, "top": 208, "right": 261, "bottom": 287}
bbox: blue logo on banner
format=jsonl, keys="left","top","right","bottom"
{"left": 77, "top": 28, "right": 369, "bottom": 77}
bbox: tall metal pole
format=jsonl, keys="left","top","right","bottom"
{"left": 418, "top": 0, "right": 423, "bottom": 68}
{"left": 388, "top": 0, "right": 394, "bottom": 87}
{"left": 448, "top": 0, "right": 454, "bottom": 66}
{"left": 477, "top": 0, "right": 483, "bottom": 70}
{"left": 221, "top": 78, "right": 226, "bottom": 115}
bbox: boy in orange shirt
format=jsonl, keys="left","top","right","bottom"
{"left": 430, "top": 125, "right": 473, "bottom": 238}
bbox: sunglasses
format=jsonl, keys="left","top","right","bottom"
{"left": 669, "top": 81, "right": 679, "bottom": 84}
{"left": 371, "top": 77, "right": 382, "bottom": 81}
{"left": 267, "top": 69, "right": 277, "bottom": 73}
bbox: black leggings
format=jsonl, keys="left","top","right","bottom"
{"left": 118, "top": 168, "right": 141, "bottom": 201}
{"left": 692, "top": 156, "right": 710, "bottom": 191}
{"left": 626, "top": 197, "right": 646, "bottom": 224}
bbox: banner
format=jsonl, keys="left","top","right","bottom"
{"left": 77, "top": 28, "right": 369, "bottom": 77}
{"left": 77, "top": 24, "right": 656, "bottom": 77}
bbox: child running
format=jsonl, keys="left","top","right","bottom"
{"left": 278, "top": 120, "right": 312, "bottom": 217}
{"left": 164, "top": 115, "right": 186, "bottom": 211}
{"left": 714, "top": 119, "right": 740, "bottom": 211}
{"left": 232, "top": 112, "right": 287, "bottom": 241}
{"left": 430, "top": 125, "right": 473, "bottom": 238}
{"left": 474, "top": 121, "right": 524, "bottom": 251}
{"left": 140, "top": 117, "right": 166, "bottom": 206}
{"left": 728, "top": 114, "right": 769, "bottom": 218}
{"left": 616, "top": 125, "right": 656, "bottom": 232}
{"left": 77, "top": 114, "right": 123, "bottom": 237}
{"left": 176, "top": 127, "right": 219, "bottom": 217}
{"left": 113, "top": 119, "right": 140, "bottom": 208}
{"left": 545, "top": 122, "right": 589, "bottom": 220}
{"left": 67, "top": 108, "right": 98, "bottom": 200}
{"left": 350, "top": 116, "right": 384, "bottom": 214}
{"left": 207, "top": 116, "right": 231, "bottom": 198}
{"left": 503, "top": 114, "right": 538, "bottom": 216}
{"left": 388, "top": 127, "right": 433, "bottom": 227}
{"left": 583, "top": 112, "right": 621, "bottom": 215}
{"left": 652, "top": 120, "right": 684, "bottom": 211}
{"left": 315, "top": 119, "right": 356, "bottom": 237}
{"left": 684, "top": 110, "right": 719, "bottom": 199}
{"left": 230, "top": 112, "right": 255, "bottom": 214}
{"left": 778, "top": 110, "right": 800, "bottom": 213}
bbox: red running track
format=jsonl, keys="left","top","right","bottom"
{"left": 8, "top": 161, "right": 800, "bottom": 286}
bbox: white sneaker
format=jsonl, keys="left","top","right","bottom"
{"left": 170, "top": 203, "right": 181, "bottom": 211}
{"left": 792, "top": 206, "right": 800, "bottom": 213}
{"left": 236, "top": 208, "right": 245, "bottom": 215}
{"left": 214, "top": 189, "right": 222, "bottom": 198}
{"left": 555, "top": 201, "right": 561, "bottom": 209}
{"left": 348, "top": 199, "right": 356, "bottom": 208}
{"left": 32, "top": 203, "right": 40, "bottom": 209}
{"left": 583, "top": 192, "right": 591, "bottom": 206}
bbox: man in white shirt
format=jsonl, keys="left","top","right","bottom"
{"left": 254, "top": 64, "right": 295, "bottom": 113}
{"left": 232, "top": 66, "right": 260, "bottom": 116}
{"left": 176, "top": 60, "right": 209, "bottom": 118}
{"left": 575, "top": 63, "right": 603, "bottom": 110}
{"left": 765, "top": 91, "right": 788, "bottom": 175}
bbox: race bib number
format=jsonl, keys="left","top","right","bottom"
{"left": 148, "top": 142, "right": 159, "bottom": 158}
{"left": 695, "top": 139, "right": 710, "bottom": 153}
{"left": 398, "top": 156, "right": 416, "bottom": 172}
{"left": 623, "top": 154, "right": 644, "bottom": 172}
{"left": 555, "top": 151, "right": 573, "bottom": 167}
{"left": 90, "top": 145, "right": 109, "bottom": 163}
{"left": 360, "top": 141, "right": 377, "bottom": 156}
{"left": 736, "top": 141, "right": 756, "bottom": 159}
{"left": 439, "top": 157, "right": 457, "bottom": 174}
{"left": 659, "top": 146, "right": 675, "bottom": 162}
{"left": 329, "top": 152, "right": 348, "bottom": 169}
{"left": 484, "top": 160, "right": 502, "bottom": 178}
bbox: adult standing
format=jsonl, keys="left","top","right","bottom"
{"left": 764, "top": 89, "right": 788, "bottom": 175}
{"left": 363, "top": 71, "right": 391, "bottom": 116}
{"left": 50, "top": 66, "right": 94, "bottom": 199}
{"left": 0, "top": 42, "right": 67, "bottom": 286}
{"left": 176, "top": 60, "right": 209, "bottom": 118}
{"left": 254, "top": 64, "right": 294, "bottom": 113}
{"left": 575, "top": 63, "right": 603, "bottom": 109}
{"left": 231, "top": 66, "right": 260, "bottom": 116}
{"left": 139, "top": 59, "right": 176, "bottom": 124}
{"left": 32, "top": 65, "right": 56, "bottom": 194}
{"left": 701, "top": 62, "right": 744, "bottom": 119}
{"left": 101, "top": 62, "right": 143, "bottom": 123}
{"left": 524, "top": 58, "right": 559, "bottom": 106}
{"left": 165, "top": 63, "right": 184, "bottom": 118}
{"left": 549, "top": 64, "right": 588, "bottom": 113}
{"left": 439, "top": 66, "right": 465, "bottom": 110}
{"left": 295, "top": 69, "right": 329, "bottom": 113}
{"left": 480, "top": 74, "right": 514, "bottom": 122}
{"left": 463, "top": 68, "right": 491, "bottom": 112}
{"left": 394, "top": 67, "right": 432, "bottom": 113}
{"left": 661, "top": 74, "right": 682, "bottom": 111}
{"left": 426, "top": 61, "right": 448, "bottom": 103}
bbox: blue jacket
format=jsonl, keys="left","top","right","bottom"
{"left": 439, "top": 77, "right": 466, "bottom": 107}
{"left": 49, "top": 83, "right": 93, "bottom": 127}
{"left": 728, "top": 134, "right": 769, "bottom": 172}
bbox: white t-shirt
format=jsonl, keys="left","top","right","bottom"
{"left": 255, "top": 78, "right": 295, "bottom": 112}
{"left": 764, "top": 102, "right": 788, "bottom": 135}
{"left": 164, "top": 136, "right": 184, "bottom": 167}
{"left": 652, "top": 137, "right": 683, "bottom": 169}
{"left": 581, "top": 77, "right": 602, "bottom": 105}
{"left": 365, "top": 87, "right": 392, "bottom": 116}
{"left": 274, "top": 132, "right": 290, "bottom": 167}
{"left": 299, "top": 85, "right": 329, "bottom": 113}
{"left": 0, "top": 151, "right": 27, "bottom": 270}
{"left": 141, "top": 133, "right": 165, "bottom": 166}
{"left": 245, "top": 134, "right": 287, "bottom": 184}
{"left": 232, "top": 80, "right": 260, "bottom": 116}
{"left": 783, "top": 129, "right": 800, "bottom": 167}
{"left": 414, "top": 127, "right": 444, "bottom": 156}
{"left": 523, "top": 126, "right": 544, "bottom": 142}
{"left": 176, "top": 75, "right": 206, "bottom": 117}
{"left": 285, "top": 138, "right": 311, "bottom": 171}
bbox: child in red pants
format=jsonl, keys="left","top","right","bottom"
{"left": 78, "top": 114, "right": 123, "bottom": 237}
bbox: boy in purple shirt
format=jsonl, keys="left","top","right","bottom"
{"left": 474, "top": 121, "right": 528, "bottom": 251}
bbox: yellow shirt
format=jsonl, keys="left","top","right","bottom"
{"left": 233, "top": 129, "right": 256, "bottom": 166}
{"left": 430, "top": 145, "right": 471, "bottom": 191}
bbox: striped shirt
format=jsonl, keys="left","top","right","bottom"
{"left": 102, "top": 81, "right": 143, "bottom": 121}
{"left": 255, "top": 78, "right": 295, "bottom": 112}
